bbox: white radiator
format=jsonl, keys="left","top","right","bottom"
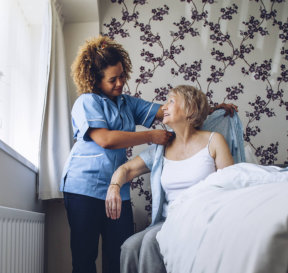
{"left": 0, "top": 206, "right": 45, "bottom": 273}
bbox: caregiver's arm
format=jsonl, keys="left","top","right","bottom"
{"left": 89, "top": 128, "right": 172, "bottom": 149}
{"left": 210, "top": 132, "right": 234, "bottom": 169}
{"left": 106, "top": 156, "right": 150, "bottom": 220}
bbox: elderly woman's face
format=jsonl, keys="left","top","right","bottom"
{"left": 97, "top": 62, "right": 125, "bottom": 100}
{"left": 162, "top": 92, "right": 186, "bottom": 125}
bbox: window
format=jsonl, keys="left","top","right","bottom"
{"left": 0, "top": 0, "right": 48, "bottom": 166}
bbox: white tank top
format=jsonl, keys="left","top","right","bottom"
{"left": 161, "top": 132, "right": 216, "bottom": 216}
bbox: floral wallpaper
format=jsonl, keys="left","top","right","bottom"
{"left": 99, "top": 0, "right": 288, "bottom": 231}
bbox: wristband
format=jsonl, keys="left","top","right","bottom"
{"left": 109, "top": 183, "right": 121, "bottom": 189}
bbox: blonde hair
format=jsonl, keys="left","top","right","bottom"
{"left": 170, "top": 85, "right": 209, "bottom": 129}
{"left": 71, "top": 35, "right": 132, "bottom": 95}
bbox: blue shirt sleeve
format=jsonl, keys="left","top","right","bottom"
{"left": 71, "top": 94, "right": 108, "bottom": 140}
{"left": 139, "top": 144, "right": 157, "bottom": 170}
{"left": 125, "top": 95, "right": 161, "bottom": 128}
{"left": 201, "top": 109, "right": 246, "bottom": 163}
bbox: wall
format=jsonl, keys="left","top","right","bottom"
{"left": 0, "top": 141, "right": 45, "bottom": 271}
{"left": 98, "top": 0, "right": 288, "bottom": 231}
{"left": 0, "top": 140, "right": 42, "bottom": 212}
{"left": 64, "top": 22, "right": 100, "bottom": 104}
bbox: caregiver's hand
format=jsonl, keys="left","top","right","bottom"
{"left": 149, "top": 129, "right": 174, "bottom": 145}
{"left": 106, "top": 184, "right": 122, "bottom": 220}
{"left": 209, "top": 103, "right": 238, "bottom": 117}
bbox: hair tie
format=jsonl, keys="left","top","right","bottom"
{"left": 96, "top": 41, "right": 107, "bottom": 57}
{"left": 100, "top": 41, "right": 107, "bottom": 49}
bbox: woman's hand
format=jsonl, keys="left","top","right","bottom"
{"left": 106, "top": 184, "right": 122, "bottom": 220}
{"left": 105, "top": 156, "right": 150, "bottom": 220}
{"left": 149, "top": 129, "right": 174, "bottom": 145}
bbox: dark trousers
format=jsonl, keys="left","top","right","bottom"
{"left": 64, "top": 192, "right": 134, "bottom": 273}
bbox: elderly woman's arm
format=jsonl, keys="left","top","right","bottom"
{"left": 211, "top": 132, "right": 234, "bottom": 169}
{"left": 106, "top": 156, "right": 150, "bottom": 220}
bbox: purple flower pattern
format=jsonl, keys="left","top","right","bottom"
{"left": 101, "top": 0, "right": 288, "bottom": 221}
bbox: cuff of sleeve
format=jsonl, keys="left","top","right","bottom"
{"left": 139, "top": 144, "right": 157, "bottom": 170}
{"left": 142, "top": 103, "right": 161, "bottom": 128}
{"left": 80, "top": 120, "right": 108, "bottom": 141}
{"left": 139, "top": 153, "right": 151, "bottom": 170}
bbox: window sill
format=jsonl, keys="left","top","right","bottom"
{"left": 0, "top": 139, "right": 38, "bottom": 173}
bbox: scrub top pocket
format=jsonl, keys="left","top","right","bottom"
{"left": 67, "top": 153, "right": 105, "bottom": 181}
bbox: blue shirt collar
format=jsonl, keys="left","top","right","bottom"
{"left": 98, "top": 92, "right": 126, "bottom": 107}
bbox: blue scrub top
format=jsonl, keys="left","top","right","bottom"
{"left": 60, "top": 92, "right": 161, "bottom": 200}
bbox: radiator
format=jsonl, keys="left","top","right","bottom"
{"left": 0, "top": 206, "right": 45, "bottom": 273}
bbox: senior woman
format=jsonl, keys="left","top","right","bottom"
{"left": 105, "top": 85, "right": 235, "bottom": 273}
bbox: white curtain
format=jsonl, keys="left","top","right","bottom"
{"left": 38, "top": 0, "right": 73, "bottom": 199}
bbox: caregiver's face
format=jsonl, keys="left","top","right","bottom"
{"left": 97, "top": 62, "right": 125, "bottom": 100}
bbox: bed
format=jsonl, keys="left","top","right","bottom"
{"left": 156, "top": 163, "right": 288, "bottom": 273}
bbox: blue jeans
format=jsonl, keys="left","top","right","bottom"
{"left": 64, "top": 192, "right": 134, "bottom": 273}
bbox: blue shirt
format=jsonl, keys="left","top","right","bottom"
{"left": 139, "top": 110, "right": 246, "bottom": 226}
{"left": 60, "top": 92, "right": 161, "bottom": 200}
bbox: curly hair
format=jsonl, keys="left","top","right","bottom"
{"left": 71, "top": 35, "right": 132, "bottom": 95}
{"left": 170, "top": 85, "right": 209, "bottom": 129}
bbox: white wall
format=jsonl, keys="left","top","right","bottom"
{"left": 44, "top": 21, "right": 101, "bottom": 273}
{"left": 64, "top": 22, "right": 100, "bottom": 105}
{"left": 0, "top": 140, "right": 42, "bottom": 212}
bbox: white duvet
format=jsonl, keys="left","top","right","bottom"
{"left": 156, "top": 163, "right": 288, "bottom": 273}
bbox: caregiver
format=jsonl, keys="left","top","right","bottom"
{"left": 60, "top": 35, "right": 173, "bottom": 273}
